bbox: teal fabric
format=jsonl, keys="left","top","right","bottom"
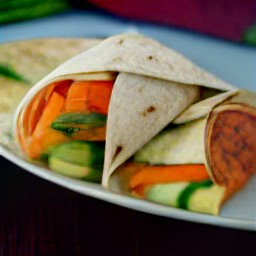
{"left": 243, "top": 23, "right": 256, "bottom": 46}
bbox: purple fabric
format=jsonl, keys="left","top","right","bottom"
{"left": 90, "top": 0, "right": 256, "bottom": 42}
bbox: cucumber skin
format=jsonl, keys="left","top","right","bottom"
{"left": 53, "top": 112, "right": 107, "bottom": 124}
{"left": 176, "top": 180, "right": 213, "bottom": 210}
{"left": 146, "top": 182, "right": 188, "bottom": 207}
{"left": 51, "top": 125, "right": 80, "bottom": 137}
{"left": 145, "top": 180, "right": 225, "bottom": 215}
{"left": 51, "top": 113, "right": 107, "bottom": 136}
{"left": 49, "top": 155, "right": 102, "bottom": 183}
{"left": 46, "top": 141, "right": 105, "bottom": 183}
{"left": 146, "top": 180, "right": 213, "bottom": 208}
{"left": 47, "top": 141, "right": 105, "bottom": 168}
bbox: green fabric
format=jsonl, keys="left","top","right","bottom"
{"left": 243, "top": 23, "right": 256, "bottom": 46}
{"left": 0, "top": 0, "right": 71, "bottom": 24}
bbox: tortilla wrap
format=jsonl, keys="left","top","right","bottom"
{"left": 13, "top": 34, "right": 236, "bottom": 187}
{"left": 109, "top": 90, "right": 256, "bottom": 214}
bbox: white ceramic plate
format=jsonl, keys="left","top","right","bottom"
{"left": 1, "top": 10, "right": 256, "bottom": 231}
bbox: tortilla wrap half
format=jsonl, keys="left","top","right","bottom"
{"left": 109, "top": 90, "right": 256, "bottom": 214}
{"left": 13, "top": 34, "right": 237, "bottom": 187}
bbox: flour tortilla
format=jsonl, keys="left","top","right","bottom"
{"left": 13, "top": 34, "right": 236, "bottom": 187}
{"left": 109, "top": 90, "right": 256, "bottom": 214}
{"left": 103, "top": 72, "right": 199, "bottom": 185}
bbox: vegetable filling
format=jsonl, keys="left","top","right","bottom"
{"left": 18, "top": 79, "right": 114, "bottom": 182}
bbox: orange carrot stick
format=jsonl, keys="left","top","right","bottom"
{"left": 65, "top": 81, "right": 113, "bottom": 114}
{"left": 28, "top": 90, "right": 46, "bottom": 136}
{"left": 17, "top": 121, "right": 30, "bottom": 156}
{"left": 40, "top": 127, "right": 71, "bottom": 151}
{"left": 27, "top": 84, "right": 55, "bottom": 136}
{"left": 129, "top": 164, "right": 209, "bottom": 189}
{"left": 44, "top": 83, "right": 55, "bottom": 102}
{"left": 28, "top": 80, "right": 72, "bottom": 135}
{"left": 20, "top": 95, "right": 36, "bottom": 138}
{"left": 132, "top": 184, "right": 150, "bottom": 197}
{"left": 26, "top": 92, "right": 65, "bottom": 158}
{"left": 28, "top": 80, "right": 73, "bottom": 136}
{"left": 70, "top": 126, "right": 106, "bottom": 141}
{"left": 54, "top": 80, "right": 73, "bottom": 97}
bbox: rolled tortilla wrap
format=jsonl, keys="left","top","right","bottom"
{"left": 13, "top": 34, "right": 236, "bottom": 185}
{"left": 109, "top": 90, "right": 256, "bottom": 214}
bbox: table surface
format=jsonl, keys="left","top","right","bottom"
{"left": 1, "top": 156, "right": 255, "bottom": 256}
{"left": 1, "top": 9, "right": 256, "bottom": 256}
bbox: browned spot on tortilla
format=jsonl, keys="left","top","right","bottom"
{"left": 117, "top": 39, "right": 124, "bottom": 45}
{"left": 113, "top": 57, "right": 122, "bottom": 62}
{"left": 142, "top": 106, "right": 156, "bottom": 117}
{"left": 113, "top": 146, "right": 123, "bottom": 161}
{"left": 147, "top": 106, "right": 156, "bottom": 112}
{"left": 206, "top": 104, "right": 256, "bottom": 194}
{"left": 147, "top": 55, "right": 158, "bottom": 61}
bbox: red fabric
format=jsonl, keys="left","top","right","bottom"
{"left": 90, "top": 0, "right": 256, "bottom": 42}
